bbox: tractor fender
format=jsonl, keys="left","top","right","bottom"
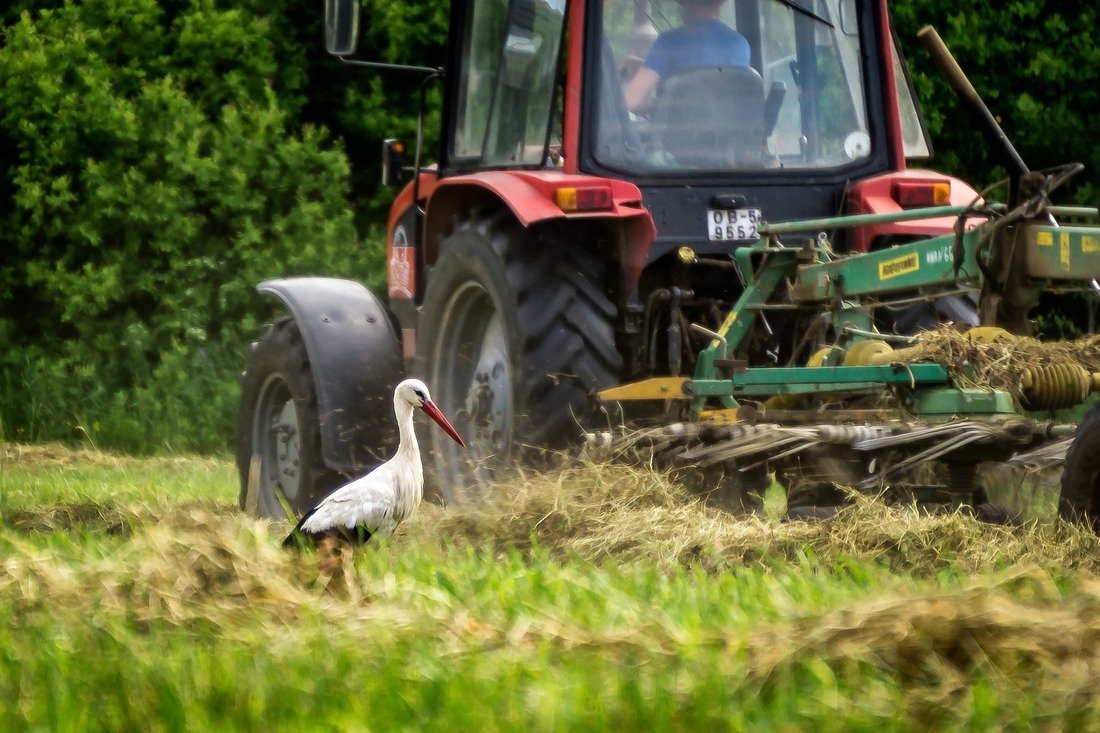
{"left": 257, "top": 277, "right": 405, "bottom": 474}
{"left": 846, "top": 170, "right": 982, "bottom": 253}
{"left": 421, "top": 170, "right": 656, "bottom": 291}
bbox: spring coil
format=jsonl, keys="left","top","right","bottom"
{"left": 1021, "top": 363, "right": 1091, "bottom": 410}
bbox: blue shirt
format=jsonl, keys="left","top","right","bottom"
{"left": 643, "top": 19, "right": 751, "bottom": 78}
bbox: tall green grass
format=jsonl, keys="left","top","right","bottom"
{"left": 3, "top": 443, "right": 1100, "bottom": 731}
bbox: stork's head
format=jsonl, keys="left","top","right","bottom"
{"left": 396, "top": 378, "right": 432, "bottom": 409}
{"left": 395, "top": 378, "right": 465, "bottom": 447}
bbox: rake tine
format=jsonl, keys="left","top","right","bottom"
{"left": 678, "top": 433, "right": 806, "bottom": 467}
{"left": 860, "top": 430, "right": 994, "bottom": 489}
{"left": 852, "top": 421, "right": 969, "bottom": 451}
{"left": 1004, "top": 436, "right": 1073, "bottom": 467}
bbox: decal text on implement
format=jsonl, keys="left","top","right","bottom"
{"left": 879, "top": 253, "right": 919, "bottom": 280}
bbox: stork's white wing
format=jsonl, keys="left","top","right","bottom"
{"left": 299, "top": 465, "right": 400, "bottom": 535}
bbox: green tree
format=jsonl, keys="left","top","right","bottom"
{"left": 0, "top": 0, "right": 363, "bottom": 452}
{"left": 893, "top": 0, "right": 1099, "bottom": 205}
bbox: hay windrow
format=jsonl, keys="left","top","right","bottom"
{"left": 901, "top": 326, "right": 1100, "bottom": 397}
{"left": 3, "top": 444, "right": 1100, "bottom": 644}
{"left": 1, "top": 508, "right": 335, "bottom": 628}
{"left": 405, "top": 461, "right": 1100, "bottom": 574}
{"left": 7, "top": 494, "right": 1100, "bottom": 699}
{"left": 10, "top": 443, "right": 1100, "bottom": 724}
{"left": 4, "top": 502, "right": 134, "bottom": 536}
{"left": 739, "top": 567, "right": 1100, "bottom": 701}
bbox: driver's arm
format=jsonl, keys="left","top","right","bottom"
{"left": 624, "top": 67, "right": 660, "bottom": 113}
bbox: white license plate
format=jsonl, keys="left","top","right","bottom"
{"left": 707, "top": 208, "right": 762, "bottom": 242}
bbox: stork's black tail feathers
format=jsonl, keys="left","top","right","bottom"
{"left": 283, "top": 509, "right": 375, "bottom": 549}
{"left": 282, "top": 506, "right": 318, "bottom": 549}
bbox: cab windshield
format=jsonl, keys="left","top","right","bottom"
{"left": 594, "top": 0, "right": 872, "bottom": 173}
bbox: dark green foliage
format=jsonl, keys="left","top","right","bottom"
{"left": 335, "top": 0, "right": 450, "bottom": 222}
{"left": 893, "top": 0, "right": 1099, "bottom": 204}
{"left": 893, "top": 2, "right": 1100, "bottom": 339}
{"left": 0, "top": 0, "right": 364, "bottom": 452}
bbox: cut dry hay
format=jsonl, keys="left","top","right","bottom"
{"left": 4, "top": 447, "right": 1097, "bottom": 584}
{"left": 3, "top": 444, "right": 1099, "bottom": 642}
{"left": 406, "top": 460, "right": 1100, "bottom": 575}
{"left": 6, "top": 498, "right": 1100, "bottom": 719}
{"left": 745, "top": 569, "right": 1097, "bottom": 676}
{"left": 0, "top": 441, "right": 226, "bottom": 473}
{"left": 0, "top": 505, "right": 357, "bottom": 632}
{"left": 6, "top": 443, "right": 1100, "bottom": 709}
{"left": 739, "top": 567, "right": 1100, "bottom": 721}
{"left": 3, "top": 501, "right": 135, "bottom": 536}
{"left": 900, "top": 325, "right": 1100, "bottom": 400}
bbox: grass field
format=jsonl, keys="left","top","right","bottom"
{"left": 3, "top": 442, "right": 1100, "bottom": 731}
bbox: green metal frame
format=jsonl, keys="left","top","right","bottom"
{"left": 687, "top": 203, "right": 1100, "bottom": 417}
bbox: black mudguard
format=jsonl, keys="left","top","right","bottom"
{"left": 258, "top": 277, "right": 405, "bottom": 474}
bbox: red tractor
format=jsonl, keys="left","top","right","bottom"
{"left": 237, "top": 0, "right": 987, "bottom": 518}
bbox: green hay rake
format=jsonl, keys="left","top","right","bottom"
{"left": 590, "top": 165, "right": 1100, "bottom": 520}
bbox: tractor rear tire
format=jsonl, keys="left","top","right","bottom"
{"left": 970, "top": 502, "right": 1020, "bottom": 526}
{"left": 236, "top": 317, "right": 346, "bottom": 520}
{"left": 416, "top": 211, "right": 622, "bottom": 503}
{"left": 879, "top": 293, "right": 978, "bottom": 335}
{"left": 869, "top": 234, "right": 978, "bottom": 335}
{"left": 1059, "top": 402, "right": 1100, "bottom": 531}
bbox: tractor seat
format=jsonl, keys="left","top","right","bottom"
{"left": 650, "top": 65, "right": 768, "bottom": 169}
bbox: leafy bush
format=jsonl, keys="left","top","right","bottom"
{"left": 0, "top": 0, "right": 368, "bottom": 453}
{"left": 893, "top": 1, "right": 1099, "bottom": 204}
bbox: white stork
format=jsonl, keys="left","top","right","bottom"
{"left": 284, "top": 378, "right": 464, "bottom": 548}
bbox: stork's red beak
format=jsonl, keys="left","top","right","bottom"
{"left": 421, "top": 400, "right": 466, "bottom": 447}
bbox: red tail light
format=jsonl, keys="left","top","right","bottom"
{"left": 892, "top": 180, "right": 951, "bottom": 208}
{"left": 554, "top": 186, "right": 613, "bottom": 212}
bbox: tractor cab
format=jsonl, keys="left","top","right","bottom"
{"left": 437, "top": 0, "right": 942, "bottom": 261}
{"left": 594, "top": 0, "right": 911, "bottom": 174}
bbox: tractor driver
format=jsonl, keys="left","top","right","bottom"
{"left": 623, "top": 0, "right": 750, "bottom": 114}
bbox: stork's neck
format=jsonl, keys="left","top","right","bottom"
{"left": 391, "top": 396, "right": 425, "bottom": 519}
{"left": 394, "top": 398, "right": 419, "bottom": 458}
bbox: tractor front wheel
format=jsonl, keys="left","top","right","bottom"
{"left": 236, "top": 317, "right": 345, "bottom": 520}
{"left": 416, "top": 211, "right": 622, "bottom": 503}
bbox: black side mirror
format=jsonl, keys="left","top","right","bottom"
{"left": 382, "top": 139, "right": 407, "bottom": 187}
{"left": 324, "top": 0, "right": 360, "bottom": 56}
